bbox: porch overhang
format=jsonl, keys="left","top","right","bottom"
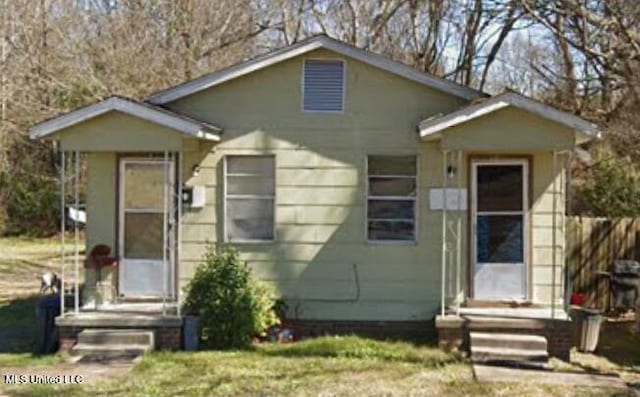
{"left": 418, "top": 92, "right": 601, "bottom": 149}
{"left": 28, "top": 96, "right": 222, "bottom": 150}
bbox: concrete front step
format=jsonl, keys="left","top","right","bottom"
{"left": 71, "top": 343, "right": 152, "bottom": 359}
{"left": 471, "top": 346, "right": 549, "bottom": 364}
{"left": 77, "top": 329, "right": 155, "bottom": 347}
{"left": 470, "top": 332, "right": 547, "bottom": 351}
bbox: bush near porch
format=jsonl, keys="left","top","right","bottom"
{"left": 182, "top": 245, "right": 280, "bottom": 349}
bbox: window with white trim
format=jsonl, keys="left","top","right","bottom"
{"left": 225, "top": 156, "right": 275, "bottom": 241}
{"left": 367, "top": 155, "right": 417, "bottom": 242}
{"left": 303, "top": 59, "right": 345, "bottom": 112}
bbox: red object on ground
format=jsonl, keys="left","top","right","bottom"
{"left": 570, "top": 293, "right": 587, "bottom": 306}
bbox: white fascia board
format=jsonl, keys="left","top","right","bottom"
{"left": 505, "top": 93, "right": 600, "bottom": 137}
{"left": 320, "top": 39, "right": 482, "bottom": 101}
{"left": 29, "top": 97, "right": 221, "bottom": 141}
{"left": 419, "top": 100, "right": 510, "bottom": 138}
{"left": 148, "top": 36, "right": 484, "bottom": 105}
{"left": 418, "top": 92, "right": 601, "bottom": 139}
{"left": 148, "top": 40, "right": 326, "bottom": 104}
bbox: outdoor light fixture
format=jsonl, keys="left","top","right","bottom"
{"left": 447, "top": 165, "right": 457, "bottom": 179}
{"left": 192, "top": 165, "right": 201, "bottom": 177}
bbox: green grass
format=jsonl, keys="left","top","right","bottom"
{"left": 0, "top": 236, "right": 75, "bottom": 367}
{"left": 0, "top": 353, "right": 63, "bottom": 367}
{"left": 3, "top": 336, "right": 626, "bottom": 397}
{"left": 0, "top": 237, "right": 636, "bottom": 396}
{"left": 258, "top": 335, "right": 458, "bottom": 364}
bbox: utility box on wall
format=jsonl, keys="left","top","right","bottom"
{"left": 182, "top": 185, "right": 206, "bottom": 209}
{"left": 429, "top": 188, "right": 467, "bottom": 210}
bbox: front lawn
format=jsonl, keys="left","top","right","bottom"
{"left": 5, "top": 336, "right": 625, "bottom": 397}
{"left": 0, "top": 237, "right": 637, "bottom": 396}
{"left": 0, "top": 236, "right": 74, "bottom": 367}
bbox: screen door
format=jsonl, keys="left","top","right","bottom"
{"left": 118, "top": 158, "right": 174, "bottom": 298}
{"left": 472, "top": 160, "right": 528, "bottom": 300}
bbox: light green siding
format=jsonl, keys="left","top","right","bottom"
{"left": 59, "top": 46, "right": 575, "bottom": 319}
{"left": 58, "top": 111, "right": 190, "bottom": 152}
{"left": 166, "top": 48, "right": 573, "bottom": 320}
{"left": 530, "top": 152, "right": 566, "bottom": 305}
{"left": 169, "top": 49, "right": 467, "bottom": 320}
{"left": 86, "top": 152, "right": 117, "bottom": 250}
{"left": 440, "top": 108, "right": 575, "bottom": 151}
{"left": 84, "top": 152, "right": 117, "bottom": 303}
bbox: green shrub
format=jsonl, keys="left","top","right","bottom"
{"left": 182, "top": 245, "right": 279, "bottom": 349}
{"left": 575, "top": 150, "right": 640, "bottom": 217}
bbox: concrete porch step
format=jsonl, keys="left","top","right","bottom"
{"left": 470, "top": 346, "right": 549, "bottom": 364}
{"left": 71, "top": 342, "right": 152, "bottom": 359}
{"left": 72, "top": 329, "right": 155, "bottom": 360}
{"left": 470, "top": 332, "right": 547, "bottom": 351}
{"left": 77, "top": 329, "right": 154, "bottom": 346}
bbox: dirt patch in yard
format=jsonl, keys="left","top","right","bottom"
{"left": 0, "top": 360, "right": 134, "bottom": 396}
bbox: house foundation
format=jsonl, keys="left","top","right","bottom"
{"left": 436, "top": 313, "right": 573, "bottom": 361}
{"left": 56, "top": 313, "right": 183, "bottom": 351}
{"left": 285, "top": 319, "right": 436, "bottom": 341}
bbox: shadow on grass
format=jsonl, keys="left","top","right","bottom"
{"left": 256, "top": 335, "right": 461, "bottom": 367}
{"left": 0, "top": 295, "right": 40, "bottom": 354}
{"left": 595, "top": 323, "right": 640, "bottom": 369}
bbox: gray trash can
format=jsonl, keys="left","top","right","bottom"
{"left": 571, "top": 307, "right": 603, "bottom": 353}
{"left": 183, "top": 316, "right": 199, "bottom": 351}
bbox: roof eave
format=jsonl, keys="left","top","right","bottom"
{"left": 417, "top": 92, "right": 602, "bottom": 142}
{"left": 147, "top": 36, "right": 485, "bottom": 105}
{"left": 29, "top": 97, "right": 222, "bottom": 141}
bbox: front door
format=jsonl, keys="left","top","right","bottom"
{"left": 119, "top": 158, "right": 174, "bottom": 298}
{"left": 471, "top": 159, "right": 528, "bottom": 300}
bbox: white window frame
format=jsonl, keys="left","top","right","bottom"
{"left": 366, "top": 155, "right": 419, "bottom": 244}
{"left": 301, "top": 58, "right": 346, "bottom": 114}
{"left": 223, "top": 155, "right": 276, "bottom": 243}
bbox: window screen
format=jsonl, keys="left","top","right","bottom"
{"left": 303, "top": 59, "right": 345, "bottom": 112}
{"left": 367, "top": 155, "right": 417, "bottom": 242}
{"left": 225, "top": 156, "right": 275, "bottom": 241}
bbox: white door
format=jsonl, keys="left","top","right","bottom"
{"left": 119, "top": 158, "right": 174, "bottom": 298}
{"left": 472, "top": 160, "right": 528, "bottom": 300}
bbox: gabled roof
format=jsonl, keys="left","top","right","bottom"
{"left": 29, "top": 96, "right": 222, "bottom": 141}
{"left": 418, "top": 91, "right": 601, "bottom": 142}
{"left": 147, "top": 35, "right": 485, "bottom": 105}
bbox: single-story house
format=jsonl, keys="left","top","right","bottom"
{"left": 30, "top": 35, "right": 600, "bottom": 360}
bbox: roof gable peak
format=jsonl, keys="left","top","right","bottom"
{"left": 147, "top": 36, "right": 485, "bottom": 105}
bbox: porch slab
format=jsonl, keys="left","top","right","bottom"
{"left": 456, "top": 307, "right": 570, "bottom": 321}
{"left": 82, "top": 302, "right": 179, "bottom": 315}
{"left": 56, "top": 313, "right": 183, "bottom": 328}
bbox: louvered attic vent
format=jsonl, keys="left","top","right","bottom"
{"left": 303, "top": 59, "right": 345, "bottom": 112}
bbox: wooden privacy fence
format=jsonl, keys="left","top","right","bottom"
{"left": 567, "top": 216, "right": 640, "bottom": 310}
